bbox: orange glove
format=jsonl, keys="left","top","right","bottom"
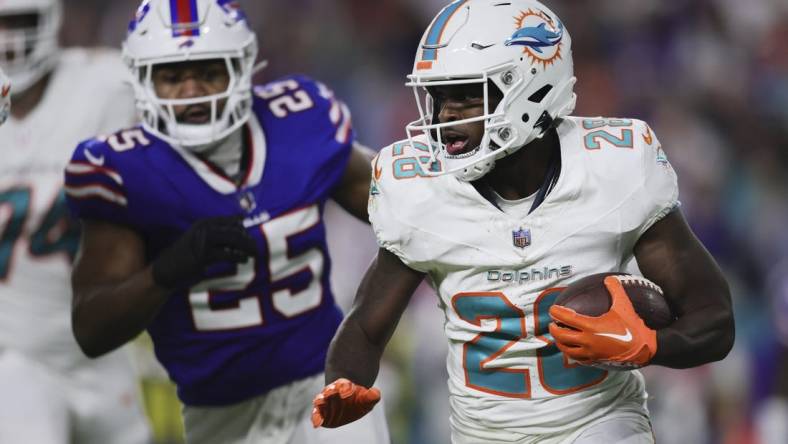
{"left": 548, "top": 275, "right": 658, "bottom": 369}
{"left": 311, "top": 378, "right": 381, "bottom": 428}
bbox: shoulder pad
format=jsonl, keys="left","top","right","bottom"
{"left": 369, "top": 137, "right": 447, "bottom": 272}
{"left": 64, "top": 127, "right": 153, "bottom": 211}
{"left": 253, "top": 75, "right": 353, "bottom": 145}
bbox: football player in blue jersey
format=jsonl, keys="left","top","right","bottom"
{"left": 64, "top": 1, "right": 389, "bottom": 443}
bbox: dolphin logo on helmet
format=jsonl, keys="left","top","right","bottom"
{"left": 504, "top": 21, "right": 563, "bottom": 53}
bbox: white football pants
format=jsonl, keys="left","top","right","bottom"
{"left": 183, "top": 373, "right": 390, "bottom": 444}
{"left": 0, "top": 348, "right": 151, "bottom": 444}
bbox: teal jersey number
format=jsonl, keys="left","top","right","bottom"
{"left": 0, "top": 187, "right": 80, "bottom": 280}
{"left": 391, "top": 140, "right": 442, "bottom": 179}
{"left": 453, "top": 289, "right": 606, "bottom": 398}
{"left": 583, "top": 118, "right": 634, "bottom": 150}
{"left": 453, "top": 292, "right": 530, "bottom": 398}
{"left": 0, "top": 188, "right": 32, "bottom": 280}
{"left": 533, "top": 289, "right": 607, "bottom": 394}
{"left": 29, "top": 191, "right": 80, "bottom": 261}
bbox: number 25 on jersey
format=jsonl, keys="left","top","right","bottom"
{"left": 188, "top": 205, "right": 325, "bottom": 331}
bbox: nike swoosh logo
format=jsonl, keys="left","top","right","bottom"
{"left": 84, "top": 148, "right": 105, "bottom": 166}
{"left": 643, "top": 127, "right": 653, "bottom": 145}
{"left": 594, "top": 328, "right": 632, "bottom": 342}
{"left": 1, "top": 85, "right": 9, "bottom": 98}
{"left": 471, "top": 42, "right": 495, "bottom": 50}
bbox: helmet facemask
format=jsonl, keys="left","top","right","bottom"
{"left": 408, "top": 74, "right": 506, "bottom": 180}
{"left": 407, "top": 62, "right": 555, "bottom": 182}
{"left": 131, "top": 49, "right": 256, "bottom": 150}
{"left": 0, "top": 1, "right": 61, "bottom": 94}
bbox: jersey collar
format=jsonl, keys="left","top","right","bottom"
{"left": 170, "top": 113, "right": 267, "bottom": 194}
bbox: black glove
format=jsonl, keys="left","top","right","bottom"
{"left": 152, "top": 216, "right": 257, "bottom": 289}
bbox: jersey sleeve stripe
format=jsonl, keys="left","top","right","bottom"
{"left": 334, "top": 102, "right": 352, "bottom": 144}
{"left": 328, "top": 99, "right": 341, "bottom": 124}
{"left": 65, "top": 162, "right": 124, "bottom": 185}
{"left": 64, "top": 184, "right": 128, "bottom": 207}
{"left": 65, "top": 168, "right": 126, "bottom": 196}
{"left": 316, "top": 80, "right": 346, "bottom": 131}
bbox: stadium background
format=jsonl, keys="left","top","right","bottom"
{"left": 58, "top": 0, "right": 788, "bottom": 443}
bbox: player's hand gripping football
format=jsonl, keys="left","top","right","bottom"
{"left": 311, "top": 378, "right": 381, "bottom": 428}
{"left": 152, "top": 216, "right": 257, "bottom": 289}
{"left": 549, "top": 275, "right": 657, "bottom": 369}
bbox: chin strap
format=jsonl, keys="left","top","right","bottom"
{"left": 528, "top": 131, "right": 561, "bottom": 214}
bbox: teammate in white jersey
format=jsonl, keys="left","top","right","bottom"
{"left": 0, "top": 1, "right": 150, "bottom": 443}
{"left": 313, "top": 1, "right": 735, "bottom": 443}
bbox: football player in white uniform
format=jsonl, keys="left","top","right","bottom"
{"left": 313, "top": 1, "right": 734, "bottom": 443}
{"left": 0, "top": 1, "right": 150, "bottom": 443}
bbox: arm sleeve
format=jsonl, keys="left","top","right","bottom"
{"left": 367, "top": 148, "right": 432, "bottom": 274}
{"left": 289, "top": 76, "right": 355, "bottom": 199}
{"left": 634, "top": 120, "right": 680, "bottom": 238}
{"left": 64, "top": 138, "right": 131, "bottom": 226}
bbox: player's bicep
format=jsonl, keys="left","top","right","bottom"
{"left": 633, "top": 209, "right": 730, "bottom": 316}
{"left": 331, "top": 142, "right": 374, "bottom": 222}
{"left": 350, "top": 247, "right": 425, "bottom": 345}
{"left": 72, "top": 219, "right": 147, "bottom": 296}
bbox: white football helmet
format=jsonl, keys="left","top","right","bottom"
{"left": 123, "top": 0, "right": 260, "bottom": 148}
{"left": 0, "top": 0, "right": 62, "bottom": 94}
{"left": 406, "top": 0, "right": 576, "bottom": 181}
{"left": 0, "top": 67, "right": 10, "bottom": 125}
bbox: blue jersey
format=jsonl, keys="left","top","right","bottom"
{"left": 64, "top": 75, "right": 355, "bottom": 406}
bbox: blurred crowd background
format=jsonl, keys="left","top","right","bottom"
{"left": 58, "top": 0, "right": 788, "bottom": 443}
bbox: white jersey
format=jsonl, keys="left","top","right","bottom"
{"left": 0, "top": 48, "right": 136, "bottom": 373}
{"left": 369, "top": 116, "right": 678, "bottom": 437}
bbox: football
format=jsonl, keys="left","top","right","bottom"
{"left": 554, "top": 272, "right": 674, "bottom": 329}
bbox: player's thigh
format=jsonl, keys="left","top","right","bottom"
{"left": 569, "top": 412, "right": 654, "bottom": 444}
{"left": 289, "top": 402, "right": 390, "bottom": 444}
{"left": 0, "top": 350, "right": 70, "bottom": 444}
{"left": 69, "top": 351, "right": 151, "bottom": 444}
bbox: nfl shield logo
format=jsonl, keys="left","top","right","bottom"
{"left": 239, "top": 191, "right": 257, "bottom": 213}
{"left": 512, "top": 228, "right": 531, "bottom": 249}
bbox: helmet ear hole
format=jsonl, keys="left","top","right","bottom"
{"left": 522, "top": 113, "right": 529, "bottom": 123}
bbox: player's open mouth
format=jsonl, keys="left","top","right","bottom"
{"left": 443, "top": 131, "right": 470, "bottom": 155}
{"left": 179, "top": 105, "right": 211, "bottom": 124}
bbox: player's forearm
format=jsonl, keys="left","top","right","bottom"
{"left": 652, "top": 298, "right": 734, "bottom": 368}
{"left": 72, "top": 266, "right": 170, "bottom": 358}
{"left": 324, "top": 248, "right": 423, "bottom": 385}
{"left": 325, "top": 315, "right": 386, "bottom": 387}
